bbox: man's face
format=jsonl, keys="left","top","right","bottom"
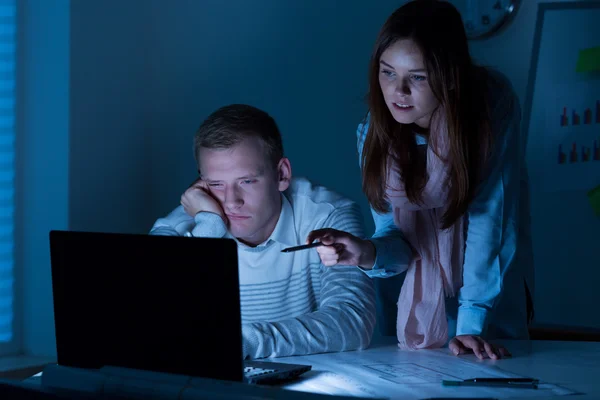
{"left": 198, "top": 136, "right": 289, "bottom": 246}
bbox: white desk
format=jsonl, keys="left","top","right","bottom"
{"left": 8, "top": 339, "right": 600, "bottom": 400}
{"left": 274, "top": 338, "right": 600, "bottom": 400}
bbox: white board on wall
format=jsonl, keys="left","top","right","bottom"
{"left": 522, "top": 1, "right": 600, "bottom": 328}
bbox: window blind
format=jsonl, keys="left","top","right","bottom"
{"left": 0, "top": 0, "right": 16, "bottom": 346}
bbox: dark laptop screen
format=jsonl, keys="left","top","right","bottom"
{"left": 49, "top": 230, "right": 243, "bottom": 382}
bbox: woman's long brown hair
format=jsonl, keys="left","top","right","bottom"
{"left": 362, "top": 0, "right": 492, "bottom": 229}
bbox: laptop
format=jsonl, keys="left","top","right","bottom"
{"left": 49, "top": 230, "right": 311, "bottom": 385}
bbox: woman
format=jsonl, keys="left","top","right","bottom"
{"left": 307, "top": 0, "right": 534, "bottom": 359}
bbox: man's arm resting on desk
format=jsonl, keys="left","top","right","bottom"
{"left": 242, "top": 265, "right": 376, "bottom": 359}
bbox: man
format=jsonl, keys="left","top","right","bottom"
{"left": 150, "top": 104, "right": 376, "bottom": 359}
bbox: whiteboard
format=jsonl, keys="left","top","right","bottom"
{"left": 524, "top": 2, "right": 600, "bottom": 192}
{"left": 522, "top": 2, "right": 600, "bottom": 328}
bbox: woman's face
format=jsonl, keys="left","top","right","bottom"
{"left": 378, "top": 39, "right": 440, "bottom": 128}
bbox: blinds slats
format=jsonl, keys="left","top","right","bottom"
{"left": 0, "top": 0, "right": 13, "bottom": 346}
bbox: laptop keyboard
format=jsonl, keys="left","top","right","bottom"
{"left": 244, "top": 366, "right": 277, "bottom": 378}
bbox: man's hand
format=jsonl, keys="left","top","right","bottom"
{"left": 305, "top": 228, "right": 376, "bottom": 269}
{"left": 180, "top": 178, "right": 226, "bottom": 222}
{"left": 448, "top": 335, "right": 511, "bottom": 360}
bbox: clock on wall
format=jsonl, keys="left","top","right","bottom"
{"left": 448, "top": 0, "right": 521, "bottom": 40}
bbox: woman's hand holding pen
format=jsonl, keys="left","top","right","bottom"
{"left": 305, "top": 228, "right": 376, "bottom": 269}
{"left": 449, "top": 335, "right": 511, "bottom": 360}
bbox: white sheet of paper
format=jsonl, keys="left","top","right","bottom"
{"left": 282, "top": 348, "right": 578, "bottom": 399}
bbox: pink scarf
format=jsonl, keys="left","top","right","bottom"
{"left": 385, "top": 109, "right": 464, "bottom": 349}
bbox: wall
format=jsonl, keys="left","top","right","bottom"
{"left": 69, "top": 0, "right": 151, "bottom": 234}
{"left": 20, "top": 0, "right": 70, "bottom": 356}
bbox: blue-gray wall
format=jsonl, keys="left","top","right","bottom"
{"left": 21, "top": 0, "right": 70, "bottom": 358}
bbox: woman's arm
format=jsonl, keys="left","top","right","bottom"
{"left": 356, "top": 118, "right": 412, "bottom": 278}
{"left": 457, "top": 75, "right": 526, "bottom": 337}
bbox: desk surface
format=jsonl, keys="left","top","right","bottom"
{"left": 10, "top": 339, "right": 600, "bottom": 400}
{"left": 274, "top": 337, "right": 600, "bottom": 400}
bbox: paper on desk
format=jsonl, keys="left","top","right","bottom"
{"left": 283, "top": 348, "right": 578, "bottom": 399}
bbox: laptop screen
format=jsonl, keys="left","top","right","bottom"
{"left": 49, "top": 230, "right": 243, "bottom": 382}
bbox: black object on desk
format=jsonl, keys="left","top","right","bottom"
{"left": 421, "top": 398, "right": 499, "bottom": 400}
{"left": 442, "top": 377, "right": 539, "bottom": 389}
{"left": 421, "top": 398, "right": 498, "bottom": 400}
{"left": 48, "top": 231, "right": 311, "bottom": 385}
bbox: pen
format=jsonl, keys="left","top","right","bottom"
{"left": 468, "top": 378, "right": 538, "bottom": 383}
{"left": 281, "top": 242, "right": 325, "bottom": 253}
{"left": 442, "top": 377, "right": 539, "bottom": 389}
{"left": 421, "top": 398, "right": 498, "bottom": 400}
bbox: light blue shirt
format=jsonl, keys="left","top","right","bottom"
{"left": 357, "top": 68, "right": 534, "bottom": 339}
